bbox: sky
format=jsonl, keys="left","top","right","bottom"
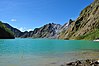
{"left": 0, "top": 0, "right": 93, "bottom": 32}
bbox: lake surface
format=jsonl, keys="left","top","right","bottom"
{"left": 0, "top": 38, "right": 99, "bottom": 66}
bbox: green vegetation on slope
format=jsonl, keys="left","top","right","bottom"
{"left": 58, "top": 0, "right": 99, "bottom": 40}
{"left": 0, "top": 21, "right": 15, "bottom": 39}
{"left": 75, "top": 29, "right": 99, "bottom": 40}
{"left": 0, "top": 21, "right": 14, "bottom": 35}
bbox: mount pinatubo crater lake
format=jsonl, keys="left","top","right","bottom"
{"left": 0, "top": 38, "right": 99, "bottom": 66}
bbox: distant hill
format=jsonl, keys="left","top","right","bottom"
{"left": 4, "top": 23, "right": 63, "bottom": 38}
{"left": 58, "top": 0, "right": 99, "bottom": 40}
{"left": 3, "top": 23, "right": 23, "bottom": 37}
{"left": 24, "top": 23, "right": 62, "bottom": 38}
{"left": 0, "top": 21, "right": 15, "bottom": 39}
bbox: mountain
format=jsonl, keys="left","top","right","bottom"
{"left": 21, "top": 23, "right": 62, "bottom": 38}
{"left": 3, "top": 23, "right": 23, "bottom": 37}
{"left": 59, "top": 19, "right": 74, "bottom": 33}
{"left": 4, "top": 22, "right": 62, "bottom": 38}
{"left": 0, "top": 21, "right": 15, "bottom": 39}
{"left": 2, "top": 0, "right": 98, "bottom": 40}
{"left": 3, "top": 23, "right": 31, "bottom": 38}
{"left": 58, "top": 0, "right": 99, "bottom": 40}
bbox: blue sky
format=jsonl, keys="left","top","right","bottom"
{"left": 0, "top": 0, "right": 93, "bottom": 32}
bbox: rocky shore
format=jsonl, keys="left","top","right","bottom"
{"left": 93, "top": 39, "right": 99, "bottom": 42}
{"left": 60, "top": 59, "right": 99, "bottom": 66}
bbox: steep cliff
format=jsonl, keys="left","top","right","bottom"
{"left": 58, "top": 0, "right": 99, "bottom": 40}
{"left": 21, "top": 23, "right": 62, "bottom": 38}
{"left": 3, "top": 23, "right": 23, "bottom": 37}
{"left": 4, "top": 22, "right": 62, "bottom": 38}
{"left": 0, "top": 21, "right": 15, "bottom": 39}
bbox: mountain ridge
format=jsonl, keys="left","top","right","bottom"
{"left": 1, "top": 0, "right": 98, "bottom": 40}
{"left": 0, "top": 21, "right": 15, "bottom": 39}
{"left": 58, "top": 0, "right": 99, "bottom": 40}
{"left": 3, "top": 22, "right": 65, "bottom": 38}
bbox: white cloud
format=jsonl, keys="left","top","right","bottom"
{"left": 48, "top": 21, "right": 55, "bottom": 23}
{"left": 11, "top": 19, "right": 16, "bottom": 22}
{"left": 18, "top": 27, "right": 33, "bottom": 32}
{"left": 27, "top": 29, "right": 33, "bottom": 32}
{"left": 18, "top": 27, "right": 26, "bottom": 32}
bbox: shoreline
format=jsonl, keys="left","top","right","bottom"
{"left": 0, "top": 51, "right": 99, "bottom": 66}
{"left": 93, "top": 39, "right": 99, "bottom": 41}
{"left": 60, "top": 59, "right": 99, "bottom": 66}
{"left": 48, "top": 51, "right": 99, "bottom": 66}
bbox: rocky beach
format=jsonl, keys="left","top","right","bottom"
{"left": 60, "top": 59, "right": 99, "bottom": 66}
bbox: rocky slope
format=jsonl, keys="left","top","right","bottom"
{"left": 3, "top": 23, "right": 23, "bottom": 37}
{"left": 4, "top": 22, "right": 62, "bottom": 38}
{"left": 58, "top": 0, "right": 99, "bottom": 40}
{"left": 60, "top": 59, "right": 99, "bottom": 66}
{"left": 21, "top": 23, "right": 62, "bottom": 38}
{"left": 0, "top": 21, "right": 15, "bottom": 39}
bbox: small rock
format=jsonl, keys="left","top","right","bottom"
{"left": 76, "top": 60, "right": 82, "bottom": 64}
{"left": 66, "top": 62, "right": 73, "bottom": 65}
{"left": 60, "top": 64, "right": 64, "bottom": 66}
{"left": 94, "top": 61, "right": 99, "bottom": 64}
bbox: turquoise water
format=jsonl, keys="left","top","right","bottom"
{"left": 0, "top": 38, "right": 99, "bottom": 66}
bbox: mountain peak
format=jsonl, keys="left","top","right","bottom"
{"left": 58, "top": 0, "right": 99, "bottom": 40}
